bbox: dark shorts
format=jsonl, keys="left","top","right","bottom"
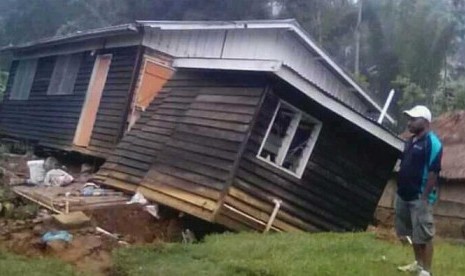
{"left": 395, "top": 195, "right": 435, "bottom": 244}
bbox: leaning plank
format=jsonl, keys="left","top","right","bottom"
{"left": 101, "top": 178, "right": 138, "bottom": 193}
{"left": 220, "top": 204, "right": 282, "bottom": 232}
{"left": 227, "top": 187, "right": 313, "bottom": 232}
{"left": 215, "top": 213, "right": 253, "bottom": 232}
{"left": 139, "top": 179, "right": 217, "bottom": 211}
{"left": 195, "top": 95, "right": 260, "bottom": 106}
{"left": 223, "top": 195, "right": 302, "bottom": 232}
{"left": 144, "top": 169, "right": 221, "bottom": 200}
{"left": 136, "top": 186, "right": 214, "bottom": 222}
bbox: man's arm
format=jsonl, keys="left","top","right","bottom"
{"left": 421, "top": 172, "right": 439, "bottom": 201}
{"left": 422, "top": 140, "right": 442, "bottom": 202}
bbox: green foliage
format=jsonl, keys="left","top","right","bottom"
{"left": 113, "top": 232, "right": 465, "bottom": 276}
{"left": 0, "top": 0, "right": 464, "bottom": 122}
{"left": 434, "top": 78, "right": 465, "bottom": 114}
{"left": 0, "top": 250, "right": 75, "bottom": 276}
{"left": 392, "top": 75, "right": 426, "bottom": 111}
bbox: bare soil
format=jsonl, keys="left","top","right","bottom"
{"left": 0, "top": 204, "right": 184, "bottom": 275}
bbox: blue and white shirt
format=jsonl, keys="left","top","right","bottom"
{"left": 397, "top": 131, "right": 443, "bottom": 203}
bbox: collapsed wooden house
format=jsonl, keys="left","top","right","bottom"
{"left": 0, "top": 20, "right": 404, "bottom": 232}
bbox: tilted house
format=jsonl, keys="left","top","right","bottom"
{"left": 0, "top": 20, "right": 404, "bottom": 232}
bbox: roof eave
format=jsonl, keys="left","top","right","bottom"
{"left": 0, "top": 23, "right": 140, "bottom": 53}
{"left": 140, "top": 19, "right": 395, "bottom": 124}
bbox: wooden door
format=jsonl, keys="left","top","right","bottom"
{"left": 136, "top": 60, "right": 174, "bottom": 110}
{"left": 73, "top": 54, "right": 112, "bottom": 147}
{"left": 127, "top": 59, "right": 174, "bottom": 131}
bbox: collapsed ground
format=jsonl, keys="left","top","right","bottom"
{"left": 0, "top": 144, "right": 226, "bottom": 275}
{"left": 0, "top": 144, "right": 464, "bottom": 275}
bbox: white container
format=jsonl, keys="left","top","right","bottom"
{"left": 27, "top": 160, "right": 46, "bottom": 184}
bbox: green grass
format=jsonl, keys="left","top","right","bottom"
{"left": 0, "top": 250, "right": 75, "bottom": 276}
{"left": 113, "top": 232, "right": 465, "bottom": 276}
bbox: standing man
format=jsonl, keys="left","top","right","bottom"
{"left": 396, "top": 105, "right": 442, "bottom": 276}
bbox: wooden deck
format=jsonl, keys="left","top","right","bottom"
{"left": 13, "top": 182, "right": 130, "bottom": 213}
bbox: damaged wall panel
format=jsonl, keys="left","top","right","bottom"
{"left": 216, "top": 82, "right": 399, "bottom": 232}
{"left": 98, "top": 70, "right": 267, "bottom": 223}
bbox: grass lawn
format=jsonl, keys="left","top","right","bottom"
{"left": 113, "top": 232, "right": 465, "bottom": 276}
{"left": 0, "top": 250, "right": 75, "bottom": 276}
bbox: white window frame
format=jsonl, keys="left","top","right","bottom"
{"left": 47, "top": 53, "right": 82, "bottom": 95}
{"left": 257, "top": 100, "right": 322, "bottom": 178}
{"left": 9, "top": 58, "right": 38, "bottom": 100}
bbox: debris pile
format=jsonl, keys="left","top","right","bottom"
{"left": 0, "top": 144, "right": 226, "bottom": 274}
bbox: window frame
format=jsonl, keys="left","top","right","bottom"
{"left": 256, "top": 100, "right": 322, "bottom": 179}
{"left": 47, "top": 53, "right": 82, "bottom": 96}
{"left": 9, "top": 58, "right": 38, "bottom": 100}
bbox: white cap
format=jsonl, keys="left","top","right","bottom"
{"left": 403, "top": 105, "right": 432, "bottom": 122}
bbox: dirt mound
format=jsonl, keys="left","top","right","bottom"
{"left": 85, "top": 204, "right": 179, "bottom": 244}
{"left": 0, "top": 204, "right": 184, "bottom": 275}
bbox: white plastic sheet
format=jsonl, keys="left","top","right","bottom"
{"left": 43, "top": 169, "right": 74, "bottom": 187}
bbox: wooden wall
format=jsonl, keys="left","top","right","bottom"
{"left": 218, "top": 80, "right": 400, "bottom": 232}
{"left": 0, "top": 46, "right": 138, "bottom": 157}
{"left": 98, "top": 69, "right": 267, "bottom": 222}
{"left": 0, "top": 53, "right": 95, "bottom": 148}
{"left": 85, "top": 47, "right": 139, "bottom": 156}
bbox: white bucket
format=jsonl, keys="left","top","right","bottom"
{"left": 27, "top": 160, "right": 46, "bottom": 184}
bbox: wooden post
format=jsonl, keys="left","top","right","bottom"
{"left": 264, "top": 198, "right": 282, "bottom": 233}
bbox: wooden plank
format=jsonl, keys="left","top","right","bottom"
{"left": 101, "top": 178, "right": 138, "bottom": 193}
{"left": 136, "top": 186, "right": 214, "bottom": 222}
{"left": 144, "top": 169, "right": 221, "bottom": 200}
{"left": 185, "top": 109, "right": 252, "bottom": 123}
{"left": 223, "top": 194, "right": 303, "bottom": 232}
{"left": 227, "top": 186, "right": 324, "bottom": 232}
{"left": 215, "top": 214, "right": 253, "bottom": 232}
{"left": 233, "top": 178, "right": 343, "bottom": 231}
{"left": 107, "top": 168, "right": 143, "bottom": 183}
{"left": 152, "top": 163, "right": 224, "bottom": 191}
{"left": 190, "top": 102, "right": 256, "bottom": 115}
{"left": 175, "top": 125, "right": 244, "bottom": 142}
{"left": 195, "top": 95, "right": 260, "bottom": 106}
{"left": 140, "top": 179, "right": 217, "bottom": 211}
{"left": 218, "top": 205, "right": 269, "bottom": 232}
{"left": 157, "top": 154, "right": 230, "bottom": 182}
{"left": 168, "top": 140, "right": 236, "bottom": 161}
{"left": 171, "top": 131, "right": 239, "bottom": 152}
{"left": 163, "top": 146, "right": 234, "bottom": 172}
{"left": 181, "top": 117, "right": 249, "bottom": 132}
{"left": 235, "top": 172, "right": 352, "bottom": 230}
{"left": 113, "top": 148, "right": 154, "bottom": 163}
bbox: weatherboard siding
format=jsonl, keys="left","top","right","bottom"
{"left": 0, "top": 46, "right": 139, "bottom": 157}
{"left": 218, "top": 81, "right": 399, "bottom": 232}
{"left": 98, "top": 69, "right": 267, "bottom": 223}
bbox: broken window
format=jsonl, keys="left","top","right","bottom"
{"left": 258, "top": 101, "right": 322, "bottom": 178}
{"left": 10, "top": 58, "right": 38, "bottom": 100}
{"left": 47, "top": 53, "right": 82, "bottom": 95}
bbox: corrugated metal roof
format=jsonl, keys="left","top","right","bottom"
{"left": 0, "top": 19, "right": 402, "bottom": 150}
{"left": 0, "top": 23, "right": 139, "bottom": 51}
{"left": 138, "top": 19, "right": 394, "bottom": 124}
